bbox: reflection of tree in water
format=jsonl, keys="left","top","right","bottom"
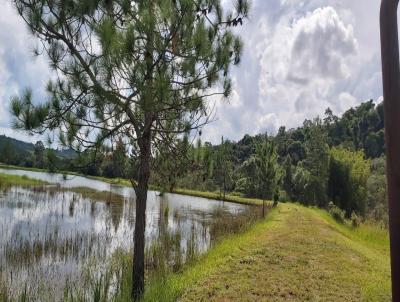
{"left": 158, "top": 195, "right": 169, "bottom": 235}
{"left": 107, "top": 194, "right": 125, "bottom": 232}
{"left": 144, "top": 195, "right": 184, "bottom": 273}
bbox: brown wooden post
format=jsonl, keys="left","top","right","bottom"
{"left": 380, "top": 1, "right": 400, "bottom": 300}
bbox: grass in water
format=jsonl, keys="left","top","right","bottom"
{"left": 173, "top": 188, "right": 270, "bottom": 206}
{"left": 0, "top": 173, "right": 48, "bottom": 187}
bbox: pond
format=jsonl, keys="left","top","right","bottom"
{"left": 0, "top": 168, "right": 259, "bottom": 300}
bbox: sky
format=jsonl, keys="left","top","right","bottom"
{"left": 0, "top": 0, "right": 386, "bottom": 145}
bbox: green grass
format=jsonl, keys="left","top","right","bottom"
{"left": 172, "top": 188, "right": 270, "bottom": 206}
{"left": 50, "top": 186, "right": 125, "bottom": 204}
{"left": 0, "top": 164, "right": 134, "bottom": 187}
{"left": 143, "top": 203, "right": 391, "bottom": 302}
{"left": 0, "top": 173, "right": 48, "bottom": 186}
{"left": 313, "top": 207, "right": 389, "bottom": 253}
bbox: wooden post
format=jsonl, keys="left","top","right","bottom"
{"left": 380, "top": 1, "right": 400, "bottom": 300}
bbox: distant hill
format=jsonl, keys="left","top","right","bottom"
{"left": 0, "top": 135, "right": 76, "bottom": 159}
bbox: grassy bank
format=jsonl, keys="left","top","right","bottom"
{"left": 172, "top": 188, "right": 269, "bottom": 206}
{"left": 143, "top": 203, "right": 391, "bottom": 302}
{"left": 0, "top": 173, "right": 48, "bottom": 186}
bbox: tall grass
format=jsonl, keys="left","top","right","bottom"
{"left": 0, "top": 173, "right": 48, "bottom": 187}
{"left": 53, "top": 206, "right": 265, "bottom": 302}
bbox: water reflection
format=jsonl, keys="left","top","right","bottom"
{"left": 0, "top": 169, "right": 258, "bottom": 300}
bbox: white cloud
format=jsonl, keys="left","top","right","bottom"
{"left": 338, "top": 92, "right": 358, "bottom": 111}
{"left": 289, "top": 6, "right": 358, "bottom": 82}
{"left": 203, "top": 1, "right": 382, "bottom": 143}
{"left": 0, "top": 0, "right": 386, "bottom": 145}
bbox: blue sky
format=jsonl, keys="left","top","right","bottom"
{"left": 0, "top": 0, "right": 385, "bottom": 145}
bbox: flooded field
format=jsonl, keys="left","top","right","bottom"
{"left": 0, "top": 169, "right": 260, "bottom": 300}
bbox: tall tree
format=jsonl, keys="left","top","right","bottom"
{"left": 10, "top": 0, "right": 248, "bottom": 299}
{"left": 255, "top": 140, "right": 281, "bottom": 210}
{"left": 34, "top": 141, "right": 45, "bottom": 169}
{"left": 214, "top": 136, "right": 233, "bottom": 199}
{"left": 328, "top": 147, "right": 371, "bottom": 216}
{"left": 283, "top": 155, "right": 293, "bottom": 199}
{"left": 112, "top": 137, "right": 127, "bottom": 178}
{"left": 46, "top": 149, "right": 58, "bottom": 172}
{"left": 303, "top": 118, "right": 330, "bottom": 207}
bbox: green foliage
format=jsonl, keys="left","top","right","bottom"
{"left": 233, "top": 139, "right": 282, "bottom": 203}
{"left": 328, "top": 201, "right": 345, "bottom": 224}
{"left": 0, "top": 141, "right": 16, "bottom": 165}
{"left": 236, "top": 155, "right": 258, "bottom": 197}
{"left": 366, "top": 157, "right": 388, "bottom": 225}
{"left": 34, "top": 141, "right": 45, "bottom": 169}
{"left": 328, "top": 147, "right": 371, "bottom": 216}
{"left": 351, "top": 211, "right": 361, "bottom": 228}
{"left": 282, "top": 155, "right": 293, "bottom": 198}
{"left": 324, "top": 101, "right": 385, "bottom": 158}
{"left": 152, "top": 136, "right": 191, "bottom": 193}
{"left": 46, "top": 149, "right": 58, "bottom": 172}
{"left": 254, "top": 140, "right": 281, "bottom": 202}
{"left": 303, "top": 118, "right": 330, "bottom": 207}
{"left": 102, "top": 139, "right": 128, "bottom": 178}
{"left": 213, "top": 137, "right": 234, "bottom": 197}
{"left": 291, "top": 164, "right": 312, "bottom": 204}
{"left": 12, "top": 0, "right": 249, "bottom": 153}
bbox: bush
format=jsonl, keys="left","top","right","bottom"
{"left": 351, "top": 211, "right": 361, "bottom": 228}
{"left": 328, "top": 201, "right": 345, "bottom": 224}
{"left": 279, "top": 190, "right": 289, "bottom": 203}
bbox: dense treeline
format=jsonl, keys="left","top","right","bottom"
{"left": 0, "top": 100, "right": 387, "bottom": 224}
{"left": 157, "top": 100, "right": 387, "bottom": 224}
{"left": 0, "top": 136, "right": 74, "bottom": 171}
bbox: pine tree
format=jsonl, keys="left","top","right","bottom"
{"left": 34, "top": 141, "right": 45, "bottom": 169}
{"left": 283, "top": 155, "right": 293, "bottom": 198}
{"left": 10, "top": 0, "right": 249, "bottom": 299}
{"left": 303, "top": 118, "right": 330, "bottom": 207}
{"left": 255, "top": 140, "right": 281, "bottom": 211}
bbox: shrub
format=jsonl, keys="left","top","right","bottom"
{"left": 328, "top": 201, "right": 345, "bottom": 224}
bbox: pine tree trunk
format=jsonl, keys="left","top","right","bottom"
{"left": 132, "top": 133, "right": 151, "bottom": 301}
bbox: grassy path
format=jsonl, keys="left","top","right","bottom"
{"left": 144, "top": 203, "right": 391, "bottom": 302}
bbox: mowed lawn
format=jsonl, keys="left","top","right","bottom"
{"left": 145, "top": 203, "right": 391, "bottom": 302}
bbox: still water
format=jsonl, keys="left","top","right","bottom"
{"left": 0, "top": 168, "right": 256, "bottom": 300}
